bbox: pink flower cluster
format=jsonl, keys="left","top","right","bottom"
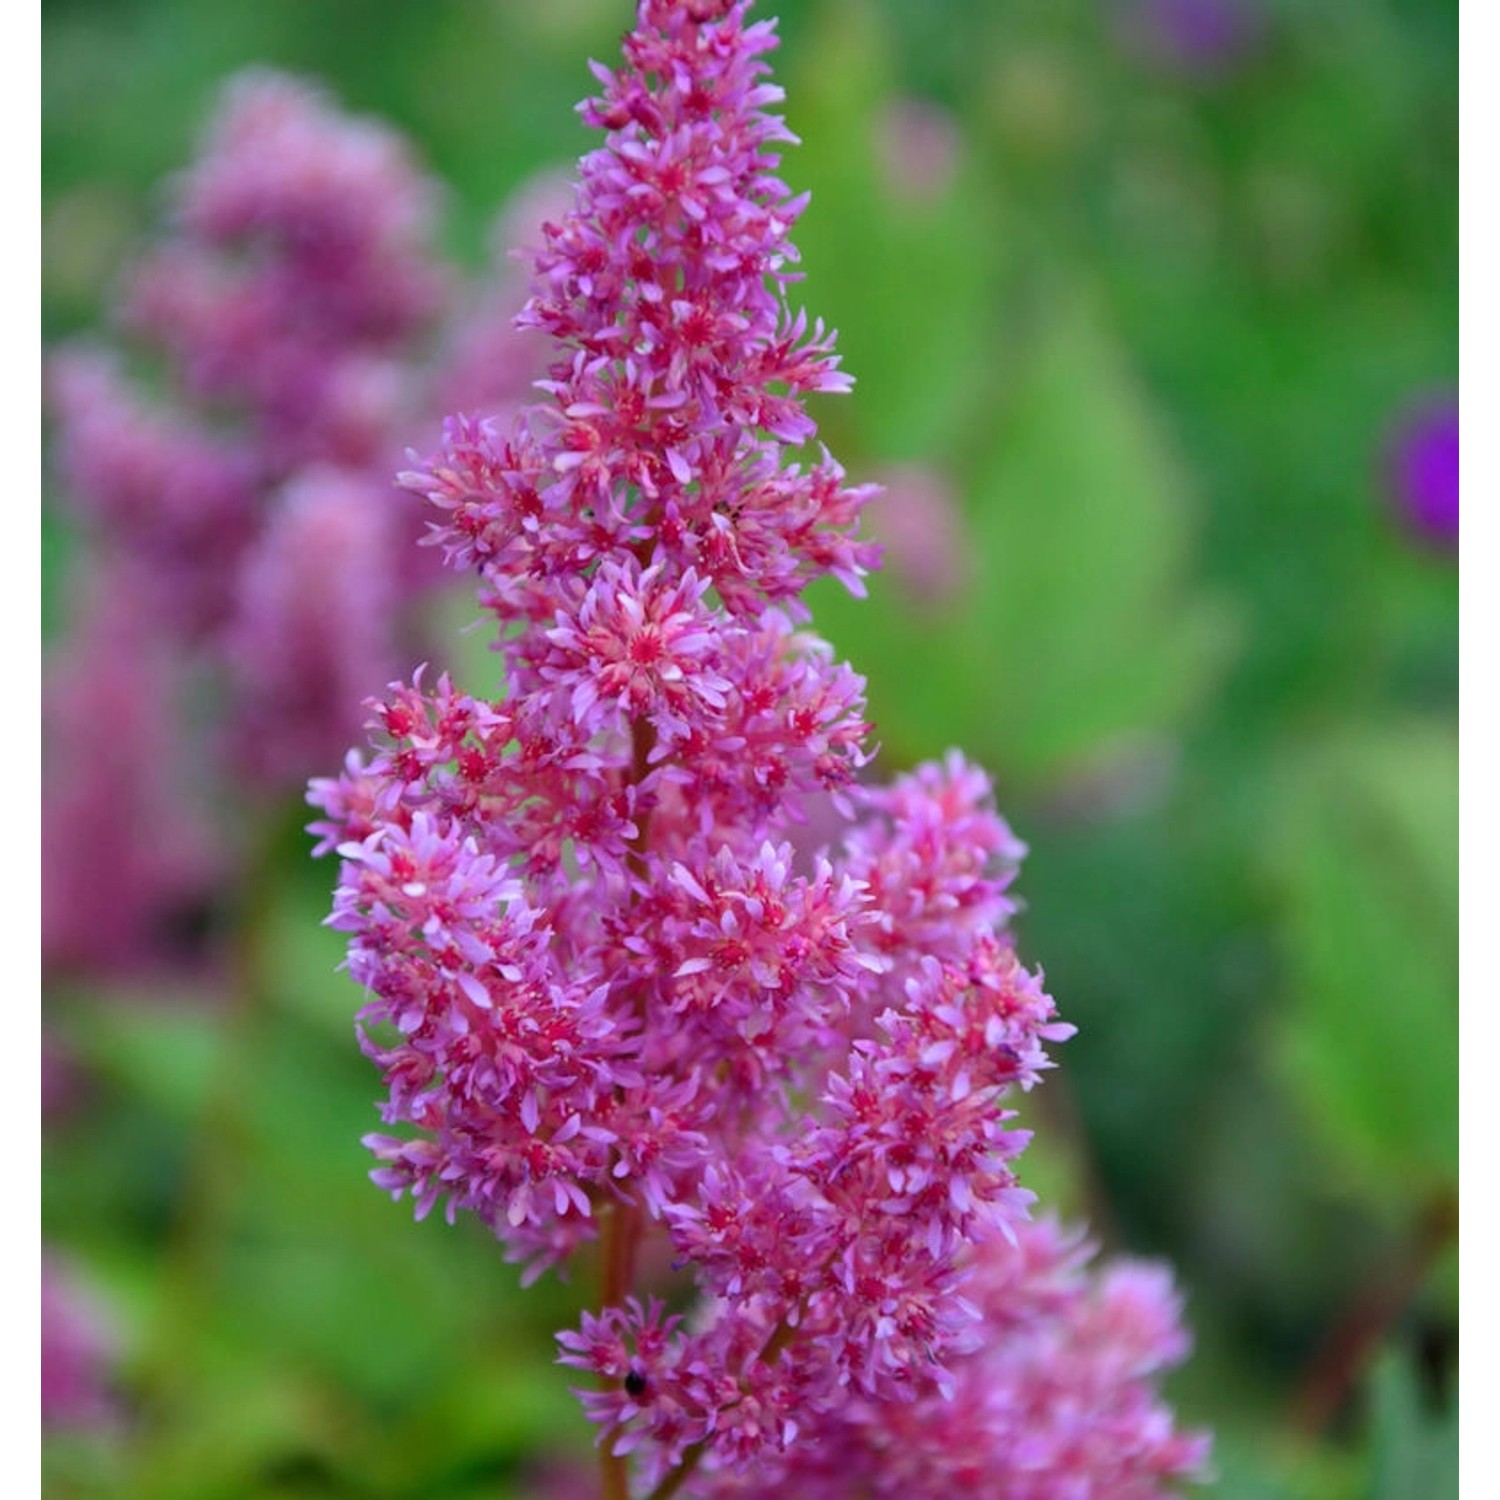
{"left": 45, "top": 72, "right": 547, "bottom": 977}
{"left": 119, "top": 70, "right": 445, "bottom": 475}
{"left": 694, "top": 1220, "right": 1211, "bottom": 1497}
{"left": 42, "top": 563, "right": 220, "bottom": 975}
{"left": 41, "top": 1255, "right": 117, "bottom": 1432}
{"left": 50, "top": 72, "right": 447, "bottom": 642}
{"left": 312, "top": 2, "right": 1208, "bottom": 1494}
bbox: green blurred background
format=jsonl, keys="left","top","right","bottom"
{"left": 42, "top": 0, "right": 1457, "bottom": 1495}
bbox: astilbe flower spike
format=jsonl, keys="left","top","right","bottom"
{"left": 49, "top": 69, "right": 449, "bottom": 768}
{"left": 45, "top": 72, "right": 553, "bottom": 980}
{"left": 312, "top": 3, "right": 1209, "bottom": 1495}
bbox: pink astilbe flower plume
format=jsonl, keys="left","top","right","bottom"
{"left": 313, "top": 3, "right": 1208, "bottom": 1495}
{"left": 229, "top": 465, "right": 407, "bottom": 788}
{"left": 50, "top": 69, "right": 449, "bottom": 703}
{"left": 43, "top": 558, "right": 221, "bottom": 977}
{"left": 690, "top": 1221, "right": 1212, "bottom": 1497}
{"left": 122, "top": 69, "right": 446, "bottom": 472}
{"left": 45, "top": 72, "right": 562, "bottom": 979}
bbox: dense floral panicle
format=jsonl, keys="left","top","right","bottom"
{"left": 541, "top": 561, "right": 731, "bottom": 740}
{"left": 654, "top": 614, "right": 873, "bottom": 839}
{"left": 651, "top": 939, "right": 1067, "bottom": 1403}
{"left": 314, "top": 1, "right": 1204, "bottom": 1489}
{"left": 43, "top": 562, "right": 220, "bottom": 976}
{"left": 843, "top": 752, "right": 1028, "bottom": 1003}
{"left": 644, "top": 841, "right": 882, "bottom": 1063}
{"left": 398, "top": 413, "right": 549, "bottom": 574}
{"left": 393, "top": 0, "right": 877, "bottom": 634}
{"left": 332, "top": 809, "right": 632, "bottom": 1241}
{"left": 558, "top": 1293, "right": 818, "bottom": 1478}
{"left": 307, "top": 750, "right": 393, "bottom": 859}
{"left": 690, "top": 1220, "right": 1210, "bottom": 1498}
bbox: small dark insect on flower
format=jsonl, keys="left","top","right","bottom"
{"left": 624, "top": 1368, "right": 649, "bottom": 1398}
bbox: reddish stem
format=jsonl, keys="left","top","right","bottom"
{"left": 645, "top": 1440, "right": 708, "bottom": 1500}
{"left": 598, "top": 1198, "right": 644, "bottom": 1500}
{"left": 600, "top": 1439, "right": 631, "bottom": 1500}
{"left": 603, "top": 1199, "right": 644, "bottom": 1309}
{"left": 1290, "top": 1191, "right": 1458, "bottom": 1437}
{"left": 600, "top": 717, "right": 656, "bottom": 1499}
{"left": 626, "top": 716, "right": 657, "bottom": 883}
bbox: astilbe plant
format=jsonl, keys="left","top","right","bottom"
{"left": 45, "top": 71, "right": 549, "bottom": 978}
{"left": 311, "top": 3, "right": 1210, "bottom": 1495}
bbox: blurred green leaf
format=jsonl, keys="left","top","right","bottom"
{"left": 789, "top": 0, "right": 1002, "bottom": 462}
{"left": 812, "top": 293, "right": 1234, "bottom": 786}
{"left": 1271, "top": 722, "right": 1457, "bottom": 1208}
{"left": 375, "top": 1355, "right": 583, "bottom": 1494}
{"left": 964, "top": 294, "right": 1236, "bottom": 782}
{"left": 43, "top": 1433, "right": 130, "bottom": 1500}
{"left": 59, "top": 994, "right": 223, "bottom": 1125}
{"left": 265, "top": 874, "right": 361, "bottom": 1045}
{"left": 127, "top": 1362, "right": 350, "bottom": 1500}
{"left": 1364, "top": 1352, "right": 1457, "bottom": 1500}
{"left": 1210, "top": 1432, "right": 1356, "bottom": 1500}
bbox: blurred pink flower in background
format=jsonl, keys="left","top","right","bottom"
{"left": 121, "top": 69, "right": 447, "bottom": 472}
{"left": 48, "top": 70, "right": 452, "bottom": 801}
{"left": 865, "top": 465, "right": 973, "bottom": 609}
{"left": 875, "top": 97, "right": 961, "bottom": 206}
{"left": 227, "top": 466, "right": 408, "bottom": 788}
{"left": 41, "top": 1257, "right": 118, "bottom": 1432}
{"left": 44, "top": 72, "right": 555, "bottom": 981}
{"left": 42, "top": 559, "right": 222, "bottom": 976}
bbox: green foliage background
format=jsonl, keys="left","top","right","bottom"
{"left": 42, "top": 0, "right": 1457, "bottom": 1495}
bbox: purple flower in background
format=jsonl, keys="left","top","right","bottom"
{"left": 47, "top": 350, "right": 257, "bottom": 638}
{"left": 1116, "top": 0, "right": 1266, "bottom": 79}
{"left": 122, "top": 69, "right": 447, "bottom": 472}
{"left": 227, "top": 466, "right": 408, "bottom": 788}
{"left": 1386, "top": 392, "right": 1459, "bottom": 549}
